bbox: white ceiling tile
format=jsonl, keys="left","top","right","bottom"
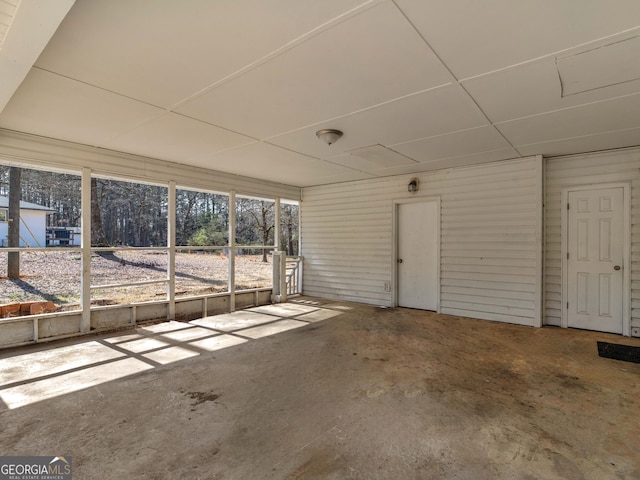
{"left": 0, "top": 68, "right": 164, "bottom": 146}
{"left": 557, "top": 36, "right": 640, "bottom": 96}
{"left": 396, "top": 0, "right": 640, "bottom": 78}
{"left": 367, "top": 149, "right": 519, "bottom": 176}
{"left": 516, "top": 127, "right": 640, "bottom": 157}
{"left": 392, "top": 126, "right": 512, "bottom": 163}
{"left": 106, "top": 113, "right": 256, "bottom": 164}
{"left": 463, "top": 38, "right": 640, "bottom": 123}
{"left": 268, "top": 85, "right": 485, "bottom": 158}
{"left": 420, "top": 149, "right": 521, "bottom": 171}
{"left": 34, "top": 0, "right": 368, "bottom": 108}
{"left": 496, "top": 93, "right": 640, "bottom": 146}
{"left": 176, "top": 1, "right": 452, "bottom": 139}
{"left": 346, "top": 144, "right": 416, "bottom": 172}
{"left": 0, "top": 0, "right": 74, "bottom": 113}
{"left": 206, "top": 142, "right": 358, "bottom": 186}
{"left": 299, "top": 170, "right": 375, "bottom": 187}
{"left": 327, "top": 146, "right": 416, "bottom": 174}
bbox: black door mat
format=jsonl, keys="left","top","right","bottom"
{"left": 597, "top": 341, "right": 640, "bottom": 364}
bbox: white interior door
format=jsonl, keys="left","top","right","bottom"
{"left": 397, "top": 201, "right": 438, "bottom": 310}
{"left": 567, "top": 187, "right": 624, "bottom": 333}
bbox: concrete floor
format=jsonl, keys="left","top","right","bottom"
{"left": 1, "top": 297, "right": 639, "bottom": 479}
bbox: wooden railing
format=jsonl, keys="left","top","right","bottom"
{"left": 285, "top": 256, "right": 302, "bottom": 296}
{"left": 272, "top": 252, "right": 303, "bottom": 302}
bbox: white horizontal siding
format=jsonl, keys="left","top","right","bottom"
{"left": 0, "top": 129, "right": 300, "bottom": 201}
{"left": 301, "top": 157, "right": 543, "bottom": 327}
{"left": 544, "top": 148, "right": 640, "bottom": 336}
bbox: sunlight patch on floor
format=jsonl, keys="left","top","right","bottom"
{"left": 188, "top": 334, "right": 247, "bottom": 352}
{"left": 142, "top": 346, "right": 201, "bottom": 365}
{"left": 0, "top": 341, "right": 125, "bottom": 387}
{"left": 191, "top": 311, "right": 275, "bottom": 331}
{"left": 0, "top": 357, "right": 154, "bottom": 409}
{"left": 239, "top": 319, "right": 308, "bottom": 339}
{"left": 0, "top": 299, "right": 347, "bottom": 410}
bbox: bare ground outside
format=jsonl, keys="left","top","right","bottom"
{"left": 0, "top": 251, "right": 272, "bottom": 309}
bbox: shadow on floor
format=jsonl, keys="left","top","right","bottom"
{"left": 0, "top": 297, "right": 350, "bottom": 410}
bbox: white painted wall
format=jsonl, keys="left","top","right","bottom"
{"left": 0, "top": 209, "right": 49, "bottom": 247}
{"left": 301, "top": 157, "right": 543, "bottom": 327}
{"left": 19, "top": 210, "right": 48, "bottom": 247}
{"left": 544, "top": 148, "right": 640, "bottom": 336}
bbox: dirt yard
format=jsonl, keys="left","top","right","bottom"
{"left": 0, "top": 251, "right": 272, "bottom": 308}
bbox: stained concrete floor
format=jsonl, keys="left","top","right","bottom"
{"left": 1, "top": 297, "right": 639, "bottom": 479}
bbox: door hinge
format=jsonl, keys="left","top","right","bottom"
{"left": 567, "top": 302, "right": 569, "bottom": 309}
{"left": 567, "top": 202, "right": 570, "bottom": 210}
{"left": 567, "top": 252, "right": 569, "bottom": 259}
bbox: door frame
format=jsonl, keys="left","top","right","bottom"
{"left": 561, "top": 182, "right": 631, "bottom": 335}
{"left": 392, "top": 196, "right": 441, "bottom": 311}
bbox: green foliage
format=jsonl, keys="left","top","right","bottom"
{"left": 188, "top": 222, "right": 227, "bottom": 247}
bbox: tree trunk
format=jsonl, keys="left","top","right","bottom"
{"left": 8, "top": 167, "right": 21, "bottom": 279}
{"left": 91, "top": 178, "right": 109, "bottom": 246}
{"left": 262, "top": 228, "right": 269, "bottom": 262}
{"left": 287, "top": 222, "right": 294, "bottom": 255}
{"left": 261, "top": 202, "right": 269, "bottom": 262}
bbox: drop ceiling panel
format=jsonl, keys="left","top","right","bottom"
{"left": 34, "top": 0, "right": 368, "bottom": 108}
{"left": 268, "top": 84, "right": 486, "bottom": 159}
{"left": 463, "top": 34, "right": 640, "bottom": 123}
{"left": 463, "top": 30, "right": 640, "bottom": 122}
{"left": 105, "top": 113, "right": 257, "bottom": 165}
{"left": 0, "top": 0, "right": 75, "bottom": 113}
{"left": 395, "top": 0, "right": 640, "bottom": 79}
{"left": 176, "top": 1, "right": 452, "bottom": 139}
{"left": 366, "top": 148, "right": 519, "bottom": 177}
{"left": 339, "top": 144, "right": 416, "bottom": 173}
{"left": 516, "top": 126, "right": 640, "bottom": 157}
{"left": 557, "top": 36, "right": 640, "bottom": 96}
{"left": 392, "top": 126, "right": 514, "bottom": 163}
{"left": 496, "top": 93, "right": 640, "bottom": 146}
{"left": 206, "top": 143, "right": 358, "bottom": 186}
{"left": 301, "top": 169, "right": 375, "bottom": 187}
{"left": 0, "top": 68, "right": 164, "bottom": 146}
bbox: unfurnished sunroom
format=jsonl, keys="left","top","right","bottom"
{"left": 0, "top": 0, "right": 639, "bottom": 348}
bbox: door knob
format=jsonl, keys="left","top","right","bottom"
{"left": 397, "top": 259, "right": 403, "bottom": 263}
{"left": 614, "top": 265, "right": 621, "bottom": 271}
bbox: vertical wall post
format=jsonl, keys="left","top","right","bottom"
{"left": 229, "top": 190, "right": 236, "bottom": 312}
{"left": 80, "top": 167, "right": 91, "bottom": 332}
{"left": 280, "top": 252, "right": 287, "bottom": 302}
{"left": 272, "top": 251, "right": 282, "bottom": 302}
{"left": 534, "top": 155, "right": 544, "bottom": 328}
{"left": 272, "top": 198, "right": 282, "bottom": 303}
{"left": 167, "top": 180, "right": 176, "bottom": 320}
{"left": 274, "top": 197, "right": 281, "bottom": 252}
{"left": 297, "top": 199, "right": 302, "bottom": 257}
{"left": 298, "top": 255, "right": 304, "bottom": 295}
